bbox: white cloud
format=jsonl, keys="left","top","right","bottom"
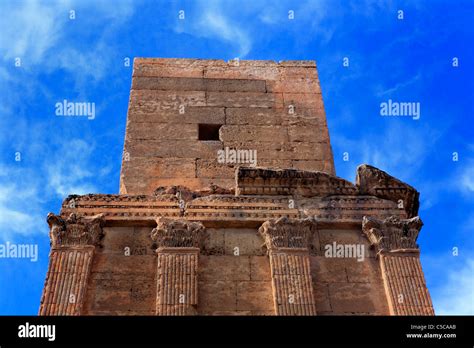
{"left": 199, "top": 11, "right": 251, "bottom": 58}
{"left": 431, "top": 257, "right": 474, "bottom": 315}
{"left": 174, "top": 1, "right": 252, "bottom": 58}
{"left": 460, "top": 161, "right": 474, "bottom": 194}
{"left": 0, "top": 171, "right": 45, "bottom": 240}
{"left": 376, "top": 73, "right": 422, "bottom": 97}
{"left": 0, "top": 1, "right": 133, "bottom": 241}
{"left": 332, "top": 123, "right": 440, "bottom": 183}
{"left": 45, "top": 139, "right": 98, "bottom": 197}
{"left": 0, "top": 137, "right": 104, "bottom": 241}
{"left": 0, "top": 0, "right": 136, "bottom": 96}
{"left": 0, "top": 0, "right": 63, "bottom": 64}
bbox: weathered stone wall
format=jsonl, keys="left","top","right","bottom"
{"left": 311, "top": 229, "right": 389, "bottom": 315}
{"left": 40, "top": 56, "right": 432, "bottom": 316}
{"left": 80, "top": 225, "right": 389, "bottom": 315}
{"left": 120, "top": 58, "right": 335, "bottom": 194}
{"left": 82, "top": 227, "right": 156, "bottom": 315}
{"left": 198, "top": 228, "right": 274, "bottom": 315}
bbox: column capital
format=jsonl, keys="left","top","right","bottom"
{"left": 258, "top": 217, "right": 316, "bottom": 251}
{"left": 47, "top": 213, "right": 105, "bottom": 248}
{"left": 362, "top": 215, "right": 423, "bottom": 254}
{"left": 151, "top": 218, "right": 205, "bottom": 249}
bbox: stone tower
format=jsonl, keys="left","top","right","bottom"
{"left": 40, "top": 58, "right": 434, "bottom": 316}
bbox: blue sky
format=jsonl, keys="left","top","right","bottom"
{"left": 0, "top": 0, "right": 472, "bottom": 315}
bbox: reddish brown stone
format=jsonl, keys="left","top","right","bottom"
{"left": 40, "top": 58, "right": 433, "bottom": 317}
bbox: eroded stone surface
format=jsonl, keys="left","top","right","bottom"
{"left": 40, "top": 58, "right": 433, "bottom": 317}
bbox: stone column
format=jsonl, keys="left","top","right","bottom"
{"left": 362, "top": 216, "right": 434, "bottom": 315}
{"left": 259, "top": 217, "right": 317, "bottom": 316}
{"left": 151, "top": 218, "right": 205, "bottom": 316}
{"left": 39, "top": 213, "right": 104, "bottom": 315}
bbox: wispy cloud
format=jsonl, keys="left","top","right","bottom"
{"left": 199, "top": 11, "right": 251, "bottom": 58}
{"left": 0, "top": 0, "right": 136, "bottom": 97}
{"left": 0, "top": 0, "right": 63, "bottom": 64}
{"left": 45, "top": 139, "right": 98, "bottom": 197}
{"left": 376, "top": 73, "right": 422, "bottom": 97}
{"left": 0, "top": 137, "right": 106, "bottom": 241}
{"left": 173, "top": 1, "right": 251, "bottom": 58}
{"left": 429, "top": 257, "right": 474, "bottom": 315}
{"left": 0, "top": 168, "right": 45, "bottom": 240}
{"left": 459, "top": 160, "right": 474, "bottom": 194}
{"left": 332, "top": 122, "right": 441, "bottom": 182}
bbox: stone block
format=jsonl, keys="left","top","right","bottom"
{"left": 207, "top": 92, "right": 280, "bottom": 108}
{"left": 197, "top": 280, "right": 237, "bottom": 312}
{"left": 128, "top": 106, "right": 225, "bottom": 124}
{"left": 91, "top": 253, "right": 156, "bottom": 275}
{"left": 223, "top": 228, "right": 264, "bottom": 255}
{"left": 345, "top": 258, "right": 379, "bottom": 283}
{"left": 310, "top": 256, "right": 348, "bottom": 283}
{"left": 129, "top": 90, "right": 206, "bottom": 113}
{"left": 91, "top": 289, "right": 131, "bottom": 312}
{"left": 202, "top": 228, "right": 225, "bottom": 255}
{"left": 256, "top": 159, "right": 293, "bottom": 169}
{"left": 99, "top": 227, "right": 154, "bottom": 256}
{"left": 292, "top": 160, "right": 326, "bottom": 172}
{"left": 236, "top": 281, "right": 274, "bottom": 311}
{"left": 132, "top": 77, "right": 266, "bottom": 92}
{"left": 126, "top": 123, "right": 198, "bottom": 140}
{"left": 288, "top": 125, "right": 328, "bottom": 143}
{"left": 313, "top": 282, "right": 332, "bottom": 313}
{"left": 219, "top": 125, "right": 288, "bottom": 142}
{"left": 250, "top": 256, "right": 271, "bottom": 281}
{"left": 199, "top": 256, "right": 250, "bottom": 281}
{"left": 196, "top": 159, "right": 236, "bottom": 178}
{"left": 203, "top": 65, "right": 279, "bottom": 80}
{"left": 225, "top": 107, "right": 284, "bottom": 125}
{"left": 125, "top": 140, "right": 223, "bottom": 158}
{"left": 283, "top": 93, "right": 323, "bottom": 110}
{"left": 328, "top": 282, "right": 377, "bottom": 314}
{"left": 318, "top": 229, "right": 367, "bottom": 250}
{"left": 122, "top": 157, "right": 196, "bottom": 179}
{"left": 133, "top": 60, "right": 205, "bottom": 78}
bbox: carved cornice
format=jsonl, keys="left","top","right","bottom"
{"left": 235, "top": 166, "right": 420, "bottom": 219}
{"left": 258, "top": 217, "right": 316, "bottom": 250}
{"left": 57, "top": 164, "right": 419, "bottom": 226}
{"left": 356, "top": 164, "right": 419, "bottom": 218}
{"left": 362, "top": 215, "right": 423, "bottom": 253}
{"left": 237, "top": 167, "right": 357, "bottom": 197}
{"left": 46, "top": 213, "right": 105, "bottom": 247}
{"left": 151, "top": 218, "right": 205, "bottom": 249}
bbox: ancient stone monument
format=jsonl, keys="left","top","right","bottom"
{"left": 40, "top": 58, "right": 434, "bottom": 315}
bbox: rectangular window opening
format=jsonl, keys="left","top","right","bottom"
{"left": 199, "top": 124, "right": 222, "bottom": 141}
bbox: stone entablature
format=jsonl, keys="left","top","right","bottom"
{"left": 59, "top": 166, "right": 414, "bottom": 227}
